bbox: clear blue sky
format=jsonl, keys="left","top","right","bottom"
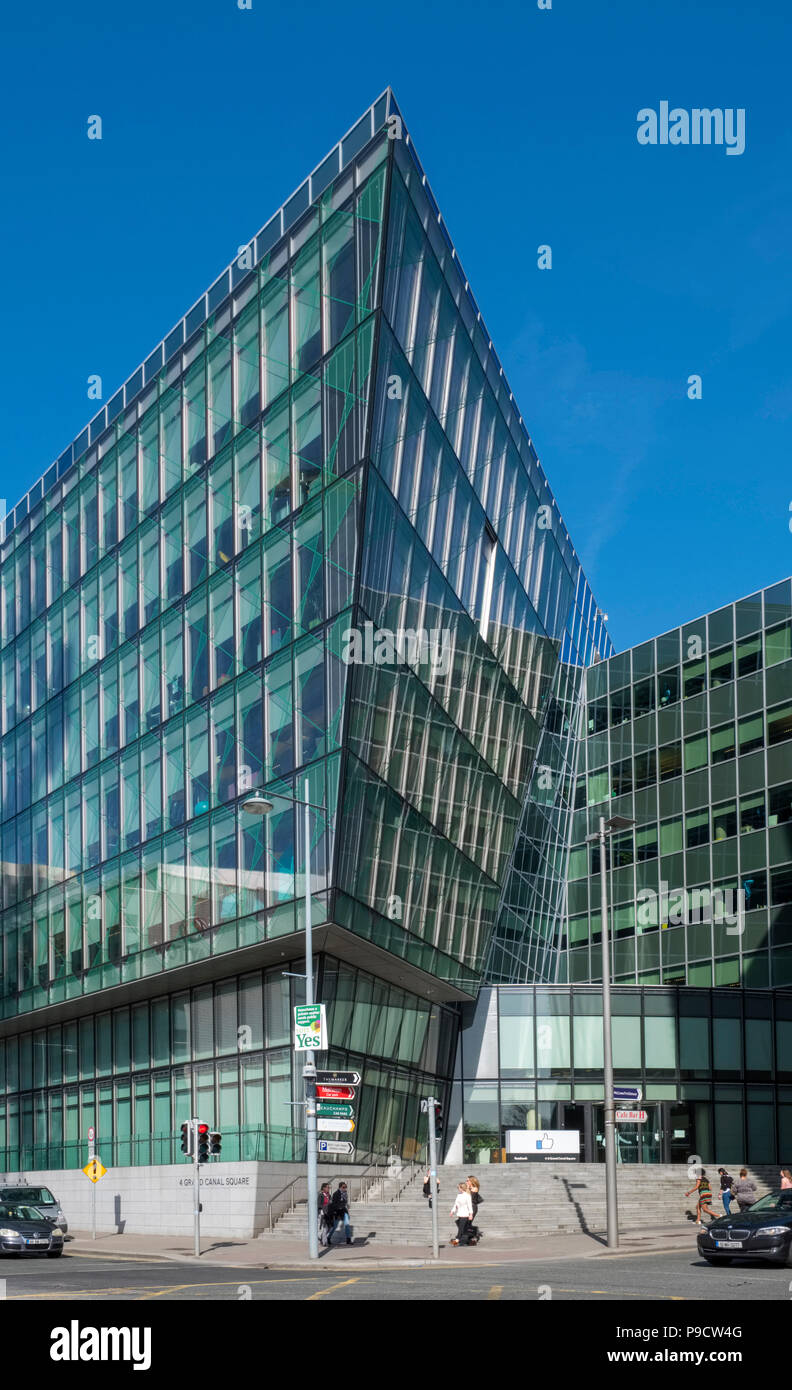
{"left": 1, "top": 0, "right": 789, "bottom": 653}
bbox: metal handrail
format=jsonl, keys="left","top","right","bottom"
{"left": 395, "top": 1151, "right": 429, "bottom": 1201}
{"left": 266, "top": 1177, "right": 307, "bottom": 1233}
{"left": 266, "top": 1153, "right": 393, "bottom": 1231}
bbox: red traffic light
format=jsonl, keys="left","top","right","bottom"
{"left": 197, "top": 1123, "right": 209, "bottom": 1134}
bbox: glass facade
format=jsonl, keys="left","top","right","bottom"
{"left": 455, "top": 986, "right": 792, "bottom": 1165}
{"left": 0, "top": 92, "right": 610, "bottom": 1169}
{"left": 0, "top": 954, "right": 456, "bottom": 1172}
{"left": 567, "top": 579, "right": 792, "bottom": 990}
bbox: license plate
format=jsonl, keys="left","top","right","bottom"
{"left": 26, "top": 1238, "right": 48, "bottom": 1246}
{"left": 716, "top": 1240, "right": 743, "bottom": 1249}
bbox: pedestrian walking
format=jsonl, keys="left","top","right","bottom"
{"left": 466, "top": 1175, "right": 482, "bottom": 1243}
{"left": 717, "top": 1167, "right": 734, "bottom": 1214}
{"left": 317, "top": 1181, "right": 332, "bottom": 1246}
{"left": 780, "top": 1168, "right": 792, "bottom": 1189}
{"left": 731, "top": 1169, "right": 757, "bottom": 1212}
{"left": 422, "top": 1170, "right": 439, "bottom": 1209}
{"left": 450, "top": 1182, "right": 473, "bottom": 1246}
{"left": 327, "top": 1181, "right": 352, "bottom": 1245}
{"left": 684, "top": 1169, "right": 718, "bottom": 1227}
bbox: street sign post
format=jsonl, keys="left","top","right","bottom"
{"left": 294, "top": 1004, "right": 327, "bottom": 1051}
{"left": 318, "top": 1140, "right": 355, "bottom": 1155}
{"left": 317, "top": 1118, "right": 355, "bottom": 1133}
{"left": 315, "top": 1085, "right": 355, "bottom": 1101}
{"left": 83, "top": 1154, "right": 106, "bottom": 1242}
{"left": 315, "top": 1070, "right": 361, "bottom": 1087}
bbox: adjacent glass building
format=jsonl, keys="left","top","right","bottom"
{"left": 0, "top": 90, "right": 787, "bottom": 1174}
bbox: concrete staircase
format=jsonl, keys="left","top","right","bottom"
{"left": 261, "top": 1163, "right": 779, "bottom": 1244}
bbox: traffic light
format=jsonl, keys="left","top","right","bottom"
{"left": 197, "top": 1122, "right": 210, "bottom": 1163}
{"left": 434, "top": 1103, "right": 444, "bottom": 1138}
{"left": 180, "top": 1122, "right": 193, "bottom": 1156}
{"left": 209, "top": 1131, "right": 222, "bottom": 1157}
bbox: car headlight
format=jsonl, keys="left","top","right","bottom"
{"left": 757, "top": 1226, "right": 790, "bottom": 1237}
{"left": 51, "top": 1227, "right": 64, "bottom": 1236}
{"left": 0, "top": 1228, "right": 20, "bottom": 1238}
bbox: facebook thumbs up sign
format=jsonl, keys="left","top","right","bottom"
{"left": 536, "top": 1132, "right": 554, "bottom": 1150}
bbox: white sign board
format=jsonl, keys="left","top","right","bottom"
{"left": 318, "top": 1140, "right": 355, "bottom": 1155}
{"left": 505, "top": 1129, "right": 580, "bottom": 1163}
{"left": 615, "top": 1109, "right": 648, "bottom": 1123}
{"left": 294, "top": 1003, "right": 327, "bottom": 1051}
{"left": 317, "top": 1118, "right": 355, "bottom": 1133}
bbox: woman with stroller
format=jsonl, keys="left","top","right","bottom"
{"left": 466, "top": 1176, "right": 482, "bottom": 1244}
{"left": 450, "top": 1182, "right": 473, "bottom": 1246}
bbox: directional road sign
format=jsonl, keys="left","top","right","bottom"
{"left": 613, "top": 1087, "right": 642, "bottom": 1104}
{"left": 316, "top": 1102, "right": 354, "bottom": 1119}
{"left": 83, "top": 1158, "right": 107, "bottom": 1183}
{"left": 318, "top": 1140, "right": 355, "bottom": 1155}
{"left": 317, "top": 1118, "right": 355, "bottom": 1133}
{"left": 615, "top": 1109, "right": 648, "bottom": 1123}
{"left": 315, "top": 1070, "right": 361, "bottom": 1087}
{"left": 316, "top": 1085, "right": 356, "bottom": 1101}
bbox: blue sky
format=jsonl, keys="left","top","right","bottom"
{"left": 1, "top": 0, "right": 789, "bottom": 652}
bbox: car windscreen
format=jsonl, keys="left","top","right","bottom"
{"left": 746, "top": 1192, "right": 792, "bottom": 1213}
{"left": 0, "top": 1205, "right": 45, "bottom": 1221}
{"left": 0, "top": 1188, "right": 54, "bottom": 1204}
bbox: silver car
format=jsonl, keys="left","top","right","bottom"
{"left": 0, "top": 1186, "right": 67, "bottom": 1234}
{"left": 0, "top": 1203, "right": 65, "bottom": 1257}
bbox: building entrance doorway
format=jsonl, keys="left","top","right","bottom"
{"left": 554, "top": 1102, "right": 680, "bottom": 1163}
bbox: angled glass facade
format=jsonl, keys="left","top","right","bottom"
{"left": 0, "top": 93, "right": 610, "bottom": 1171}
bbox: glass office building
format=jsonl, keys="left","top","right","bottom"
{"left": 1, "top": 89, "right": 786, "bottom": 1174}
{"left": 0, "top": 92, "right": 609, "bottom": 1171}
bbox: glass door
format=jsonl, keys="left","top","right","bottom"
{"left": 593, "top": 1104, "right": 663, "bottom": 1163}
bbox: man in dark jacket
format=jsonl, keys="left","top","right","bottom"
{"left": 718, "top": 1167, "right": 735, "bottom": 1214}
{"left": 327, "top": 1182, "right": 352, "bottom": 1245}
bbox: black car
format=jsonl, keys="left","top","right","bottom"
{"left": 697, "top": 1189, "right": 792, "bottom": 1266}
{"left": 0, "top": 1202, "right": 65, "bottom": 1257}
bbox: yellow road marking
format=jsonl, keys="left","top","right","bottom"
{"left": 138, "top": 1278, "right": 329, "bottom": 1299}
{"left": 306, "top": 1277, "right": 360, "bottom": 1300}
{"left": 11, "top": 1277, "right": 339, "bottom": 1301}
{"left": 487, "top": 1285, "right": 503, "bottom": 1300}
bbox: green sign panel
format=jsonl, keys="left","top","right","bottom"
{"left": 316, "top": 1103, "right": 354, "bottom": 1119}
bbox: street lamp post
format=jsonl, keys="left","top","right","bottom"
{"left": 586, "top": 812, "right": 636, "bottom": 1250}
{"left": 242, "top": 780, "right": 324, "bottom": 1261}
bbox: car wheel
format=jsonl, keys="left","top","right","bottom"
{"left": 704, "top": 1257, "right": 732, "bottom": 1266}
{"left": 46, "top": 1249, "right": 63, "bottom": 1259}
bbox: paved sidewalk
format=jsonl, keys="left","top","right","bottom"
{"left": 65, "top": 1224, "right": 700, "bottom": 1270}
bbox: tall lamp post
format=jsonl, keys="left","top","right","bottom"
{"left": 242, "top": 779, "right": 325, "bottom": 1261}
{"left": 585, "top": 812, "right": 636, "bottom": 1250}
